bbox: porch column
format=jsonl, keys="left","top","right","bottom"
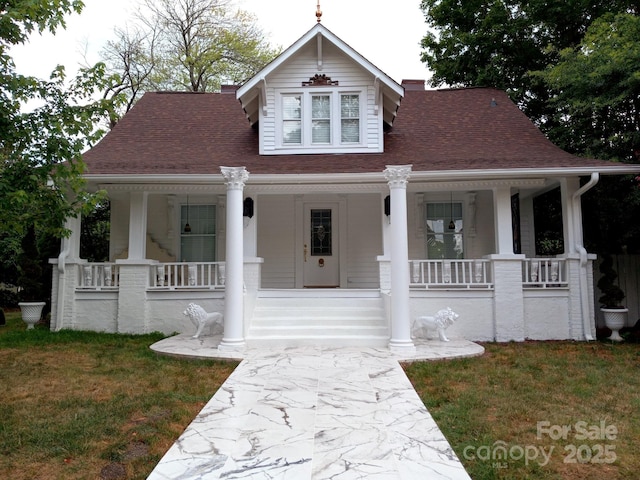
{"left": 219, "top": 166, "right": 249, "bottom": 351}
{"left": 493, "top": 186, "right": 514, "bottom": 255}
{"left": 384, "top": 165, "right": 415, "bottom": 352}
{"left": 128, "top": 191, "right": 148, "bottom": 259}
{"left": 51, "top": 215, "right": 83, "bottom": 331}
{"left": 562, "top": 175, "right": 598, "bottom": 340}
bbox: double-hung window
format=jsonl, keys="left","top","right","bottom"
{"left": 425, "top": 202, "right": 464, "bottom": 259}
{"left": 312, "top": 95, "right": 331, "bottom": 144}
{"left": 340, "top": 94, "right": 360, "bottom": 143}
{"left": 181, "top": 204, "right": 216, "bottom": 262}
{"left": 282, "top": 95, "right": 302, "bottom": 144}
{"left": 278, "top": 90, "right": 361, "bottom": 148}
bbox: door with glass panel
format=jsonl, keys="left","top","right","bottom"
{"left": 303, "top": 204, "right": 339, "bottom": 287}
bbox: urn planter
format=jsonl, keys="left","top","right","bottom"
{"left": 601, "top": 307, "right": 628, "bottom": 342}
{"left": 18, "top": 302, "right": 46, "bottom": 330}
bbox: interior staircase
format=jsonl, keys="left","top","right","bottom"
{"left": 246, "top": 289, "right": 389, "bottom": 347}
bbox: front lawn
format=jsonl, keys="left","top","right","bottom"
{"left": 0, "top": 310, "right": 237, "bottom": 480}
{"left": 404, "top": 341, "right": 640, "bottom": 480}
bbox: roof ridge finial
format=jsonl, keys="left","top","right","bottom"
{"left": 316, "top": 0, "right": 322, "bottom": 22}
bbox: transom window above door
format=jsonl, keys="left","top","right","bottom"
{"left": 278, "top": 89, "right": 362, "bottom": 149}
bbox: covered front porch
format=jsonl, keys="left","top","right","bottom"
{"left": 50, "top": 166, "right": 598, "bottom": 345}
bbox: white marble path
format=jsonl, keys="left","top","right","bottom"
{"left": 148, "top": 336, "right": 483, "bottom": 479}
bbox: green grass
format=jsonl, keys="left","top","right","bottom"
{"left": 4, "top": 310, "right": 639, "bottom": 479}
{"left": 0, "top": 310, "right": 237, "bottom": 480}
{"left": 403, "top": 341, "right": 640, "bottom": 480}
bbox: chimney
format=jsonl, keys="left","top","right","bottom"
{"left": 401, "top": 79, "right": 425, "bottom": 91}
{"left": 221, "top": 84, "right": 240, "bottom": 94}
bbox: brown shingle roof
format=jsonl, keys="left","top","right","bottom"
{"left": 83, "top": 87, "right": 613, "bottom": 176}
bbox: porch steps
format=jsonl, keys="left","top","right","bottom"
{"left": 246, "top": 290, "right": 389, "bottom": 347}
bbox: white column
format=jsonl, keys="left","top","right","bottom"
{"left": 384, "top": 165, "right": 415, "bottom": 352}
{"left": 128, "top": 191, "right": 148, "bottom": 259}
{"left": 493, "top": 186, "right": 514, "bottom": 255}
{"left": 65, "top": 215, "right": 82, "bottom": 261}
{"left": 560, "top": 177, "right": 579, "bottom": 254}
{"left": 51, "top": 215, "right": 83, "bottom": 331}
{"left": 219, "top": 166, "right": 249, "bottom": 351}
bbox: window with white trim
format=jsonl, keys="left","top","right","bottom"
{"left": 425, "top": 202, "right": 464, "bottom": 259}
{"left": 340, "top": 94, "right": 360, "bottom": 143}
{"left": 278, "top": 90, "right": 362, "bottom": 148}
{"left": 282, "top": 95, "right": 302, "bottom": 144}
{"left": 181, "top": 204, "right": 216, "bottom": 261}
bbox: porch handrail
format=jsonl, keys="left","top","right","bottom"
{"left": 149, "top": 262, "right": 225, "bottom": 290}
{"left": 409, "top": 259, "right": 493, "bottom": 289}
{"left": 77, "top": 263, "right": 119, "bottom": 290}
{"left": 522, "top": 258, "right": 568, "bottom": 288}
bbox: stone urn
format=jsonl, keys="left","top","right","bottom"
{"left": 601, "top": 307, "right": 628, "bottom": 342}
{"left": 18, "top": 302, "right": 46, "bottom": 329}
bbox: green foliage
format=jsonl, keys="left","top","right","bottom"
{"left": 100, "top": 0, "right": 281, "bottom": 122}
{"left": 142, "top": 0, "right": 280, "bottom": 92}
{"left": 420, "top": 1, "right": 640, "bottom": 253}
{"left": 597, "top": 254, "right": 625, "bottom": 307}
{"left": 1, "top": 0, "right": 120, "bottom": 300}
{"left": 0, "top": 0, "right": 84, "bottom": 46}
{"left": 533, "top": 187, "right": 564, "bottom": 256}
{"left": 80, "top": 200, "right": 110, "bottom": 262}
{"left": 419, "top": 0, "right": 637, "bottom": 122}
{"left": 0, "top": 288, "right": 19, "bottom": 308}
{"left": 405, "top": 342, "right": 640, "bottom": 479}
{"left": 0, "top": 311, "right": 237, "bottom": 478}
{"left": 535, "top": 13, "right": 640, "bottom": 163}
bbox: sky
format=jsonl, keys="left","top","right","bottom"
{"left": 11, "top": 0, "right": 432, "bottom": 85}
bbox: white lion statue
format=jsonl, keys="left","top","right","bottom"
{"left": 412, "top": 307, "right": 459, "bottom": 342}
{"left": 183, "top": 303, "right": 223, "bottom": 339}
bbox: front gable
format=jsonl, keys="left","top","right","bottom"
{"left": 236, "top": 23, "right": 403, "bottom": 155}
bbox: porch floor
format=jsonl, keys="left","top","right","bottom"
{"left": 148, "top": 336, "right": 482, "bottom": 479}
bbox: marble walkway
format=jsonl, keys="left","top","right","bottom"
{"left": 147, "top": 335, "right": 484, "bottom": 479}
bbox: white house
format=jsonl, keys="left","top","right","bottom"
{"left": 50, "top": 22, "right": 638, "bottom": 350}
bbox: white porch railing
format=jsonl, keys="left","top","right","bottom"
{"left": 522, "top": 258, "right": 568, "bottom": 288}
{"left": 409, "top": 259, "right": 493, "bottom": 289}
{"left": 149, "top": 262, "right": 225, "bottom": 290}
{"left": 78, "top": 263, "right": 119, "bottom": 290}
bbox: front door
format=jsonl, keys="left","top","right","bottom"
{"left": 303, "top": 204, "right": 340, "bottom": 287}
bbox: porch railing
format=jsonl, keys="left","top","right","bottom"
{"left": 409, "top": 259, "right": 493, "bottom": 289}
{"left": 522, "top": 258, "right": 568, "bottom": 288}
{"left": 77, "top": 263, "right": 119, "bottom": 290}
{"left": 149, "top": 262, "right": 225, "bottom": 290}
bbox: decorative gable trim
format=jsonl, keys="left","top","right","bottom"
{"left": 302, "top": 74, "right": 339, "bottom": 87}
{"left": 236, "top": 23, "right": 403, "bottom": 127}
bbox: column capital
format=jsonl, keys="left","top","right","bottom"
{"left": 384, "top": 165, "right": 412, "bottom": 188}
{"left": 221, "top": 166, "right": 249, "bottom": 190}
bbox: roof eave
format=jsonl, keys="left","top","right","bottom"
{"left": 83, "top": 164, "right": 639, "bottom": 188}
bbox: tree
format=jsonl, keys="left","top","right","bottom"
{"left": 1, "top": 0, "right": 117, "bottom": 299}
{"left": 99, "top": 0, "right": 280, "bottom": 121}
{"left": 419, "top": 0, "right": 637, "bottom": 124}
{"left": 535, "top": 13, "right": 640, "bottom": 163}
{"left": 420, "top": 1, "right": 640, "bottom": 253}
{"left": 99, "top": 25, "right": 159, "bottom": 128}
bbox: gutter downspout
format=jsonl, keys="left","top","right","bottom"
{"left": 572, "top": 172, "right": 599, "bottom": 341}
{"left": 54, "top": 236, "right": 71, "bottom": 332}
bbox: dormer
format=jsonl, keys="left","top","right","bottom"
{"left": 236, "top": 23, "right": 404, "bottom": 155}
